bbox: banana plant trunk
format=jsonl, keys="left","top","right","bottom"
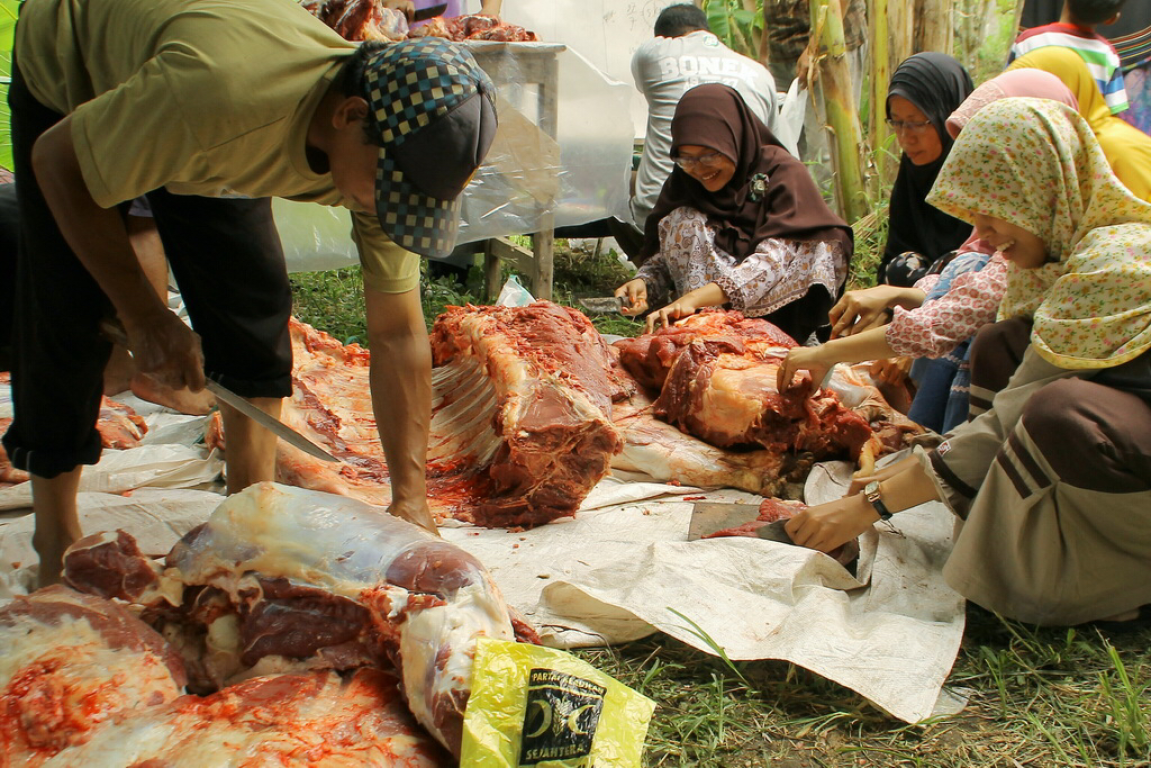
{"left": 810, "top": 0, "right": 870, "bottom": 223}
{"left": 868, "top": 0, "right": 892, "bottom": 191}
{"left": 917, "top": 0, "right": 955, "bottom": 54}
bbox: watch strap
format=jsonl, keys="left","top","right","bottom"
{"left": 864, "top": 481, "right": 893, "bottom": 521}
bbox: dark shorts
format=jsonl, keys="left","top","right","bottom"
{"left": 2, "top": 63, "right": 293, "bottom": 479}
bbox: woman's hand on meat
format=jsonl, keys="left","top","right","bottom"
{"left": 124, "top": 310, "right": 206, "bottom": 393}
{"left": 868, "top": 355, "right": 911, "bottom": 386}
{"left": 776, "top": 344, "right": 834, "bottom": 392}
{"left": 644, "top": 283, "right": 727, "bottom": 334}
{"left": 615, "top": 279, "right": 648, "bottom": 317}
{"left": 829, "top": 285, "right": 922, "bottom": 338}
{"left": 645, "top": 296, "right": 700, "bottom": 333}
{"left": 784, "top": 493, "right": 876, "bottom": 553}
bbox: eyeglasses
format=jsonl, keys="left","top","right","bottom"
{"left": 885, "top": 118, "right": 934, "bottom": 135}
{"left": 673, "top": 151, "right": 724, "bottom": 170}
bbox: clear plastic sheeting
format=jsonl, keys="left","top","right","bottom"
{"left": 503, "top": 1, "right": 665, "bottom": 139}
{"left": 275, "top": 42, "right": 634, "bottom": 274}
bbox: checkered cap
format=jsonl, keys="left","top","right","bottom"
{"left": 365, "top": 38, "right": 497, "bottom": 258}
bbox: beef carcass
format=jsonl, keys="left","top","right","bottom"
{"left": 36, "top": 669, "right": 450, "bottom": 767}
{"left": 0, "top": 587, "right": 187, "bottom": 766}
{"left": 210, "top": 311, "right": 628, "bottom": 527}
{"left": 216, "top": 309, "right": 913, "bottom": 524}
{"left": 655, "top": 337, "right": 873, "bottom": 459}
{"left": 428, "top": 302, "right": 630, "bottom": 526}
{"left": 410, "top": 14, "right": 539, "bottom": 42}
{"left": 614, "top": 310, "right": 921, "bottom": 476}
{"left": 204, "top": 319, "right": 396, "bottom": 507}
{"left": 0, "top": 372, "right": 147, "bottom": 487}
{"left": 302, "top": 0, "right": 409, "bottom": 41}
{"left": 64, "top": 482, "right": 520, "bottom": 758}
{"left": 610, "top": 384, "right": 809, "bottom": 498}
{"left": 615, "top": 310, "right": 798, "bottom": 391}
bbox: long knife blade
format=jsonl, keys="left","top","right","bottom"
{"left": 412, "top": 3, "right": 448, "bottom": 21}
{"left": 98, "top": 318, "right": 339, "bottom": 464}
{"left": 205, "top": 380, "right": 340, "bottom": 463}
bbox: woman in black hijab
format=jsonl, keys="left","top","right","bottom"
{"left": 878, "top": 52, "right": 974, "bottom": 287}
{"left": 615, "top": 84, "right": 853, "bottom": 344}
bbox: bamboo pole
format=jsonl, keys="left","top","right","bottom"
{"left": 810, "top": 0, "right": 869, "bottom": 222}
{"left": 868, "top": 0, "right": 892, "bottom": 191}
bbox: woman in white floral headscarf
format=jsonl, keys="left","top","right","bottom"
{"left": 779, "top": 98, "right": 1151, "bottom": 629}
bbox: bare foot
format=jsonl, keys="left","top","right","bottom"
{"left": 131, "top": 372, "right": 217, "bottom": 416}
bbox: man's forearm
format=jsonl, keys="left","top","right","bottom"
{"left": 366, "top": 289, "right": 432, "bottom": 508}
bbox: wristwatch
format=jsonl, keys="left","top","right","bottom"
{"left": 864, "top": 480, "right": 893, "bottom": 521}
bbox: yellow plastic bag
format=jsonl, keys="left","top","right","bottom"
{"left": 460, "top": 638, "right": 656, "bottom": 768}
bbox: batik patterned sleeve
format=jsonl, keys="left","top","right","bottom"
{"left": 886, "top": 256, "right": 1008, "bottom": 358}
{"left": 712, "top": 239, "right": 843, "bottom": 317}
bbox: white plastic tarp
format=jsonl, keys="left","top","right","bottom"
{"left": 0, "top": 449, "right": 965, "bottom": 724}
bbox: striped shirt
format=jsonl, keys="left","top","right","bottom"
{"left": 1008, "top": 23, "right": 1129, "bottom": 114}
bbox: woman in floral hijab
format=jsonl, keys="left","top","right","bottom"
{"left": 779, "top": 98, "right": 1151, "bottom": 629}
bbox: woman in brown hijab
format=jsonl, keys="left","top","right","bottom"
{"left": 615, "top": 83, "right": 853, "bottom": 343}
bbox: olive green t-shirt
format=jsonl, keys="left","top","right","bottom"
{"left": 15, "top": 0, "right": 418, "bottom": 292}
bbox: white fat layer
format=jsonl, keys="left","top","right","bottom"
{"left": 2, "top": 614, "right": 172, "bottom": 695}
{"left": 172, "top": 484, "right": 436, "bottom": 600}
{"left": 203, "top": 614, "right": 245, "bottom": 684}
{"left": 2, "top": 613, "right": 183, "bottom": 767}
{"left": 398, "top": 581, "right": 514, "bottom": 741}
{"left": 41, "top": 718, "right": 180, "bottom": 768}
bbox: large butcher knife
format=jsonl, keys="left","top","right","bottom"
{"left": 688, "top": 502, "right": 797, "bottom": 545}
{"left": 99, "top": 319, "right": 340, "bottom": 463}
{"left": 204, "top": 380, "right": 340, "bottom": 464}
{"left": 412, "top": 3, "right": 448, "bottom": 21}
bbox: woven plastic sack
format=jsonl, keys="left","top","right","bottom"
{"left": 460, "top": 638, "right": 655, "bottom": 767}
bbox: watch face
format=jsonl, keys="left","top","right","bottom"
{"left": 865, "top": 480, "right": 880, "bottom": 496}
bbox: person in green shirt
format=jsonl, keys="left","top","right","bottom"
{"left": 3, "top": 0, "right": 497, "bottom": 586}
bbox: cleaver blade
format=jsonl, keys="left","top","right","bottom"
{"left": 755, "top": 519, "right": 796, "bottom": 545}
{"left": 688, "top": 501, "right": 799, "bottom": 546}
{"left": 578, "top": 296, "right": 627, "bottom": 315}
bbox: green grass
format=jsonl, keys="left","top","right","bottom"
{"left": 573, "top": 607, "right": 1151, "bottom": 767}
{"left": 0, "top": 0, "right": 17, "bottom": 172}
{"left": 289, "top": 238, "right": 646, "bottom": 345}
{"left": 291, "top": 236, "right": 1151, "bottom": 767}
